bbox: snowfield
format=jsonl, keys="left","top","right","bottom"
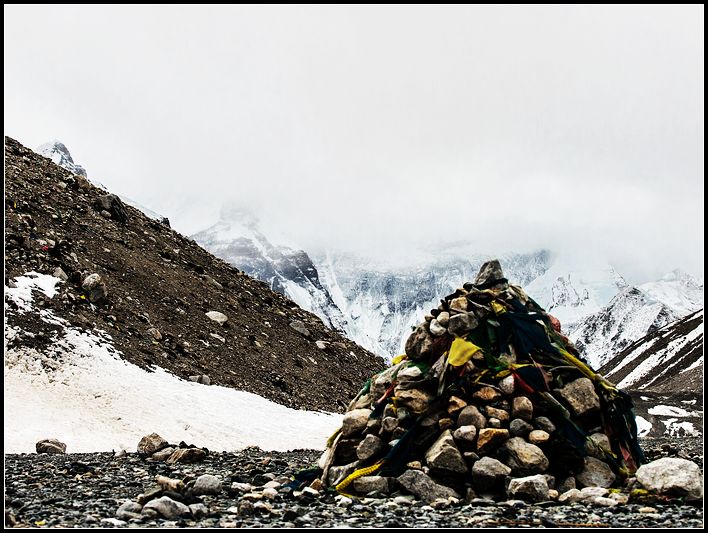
{"left": 4, "top": 273, "right": 341, "bottom": 453}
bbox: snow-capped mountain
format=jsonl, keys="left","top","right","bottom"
{"left": 35, "top": 141, "right": 167, "bottom": 223}
{"left": 36, "top": 141, "right": 87, "bottom": 176}
{"left": 313, "top": 250, "right": 553, "bottom": 358}
{"left": 192, "top": 207, "right": 348, "bottom": 331}
{"left": 568, "top": 274, "right": 703, "bottom": 368}
{"left": 524, "top": 260, "right": 628, "bottom": 329}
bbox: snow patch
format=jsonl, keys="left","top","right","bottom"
{"left": 648, "top": 405, "right": 698, "bottom": 418}
{"left": 635, "top": 416, "right": 652, "bottom": 437}
{"left": 5, "top": 272, "right": 61, "bottom": 311}
{"left": 4, "top": 273, "right": 341, "bottom": 453}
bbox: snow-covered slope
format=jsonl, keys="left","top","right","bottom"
{"left": 524, "top": 260, "right": 628, "bottom": 328}
{"left": 600, "top": 309, "right": 703, "bottom": 393}
{"left": 36, "top": 141, "right": 87, "bottom": 177}
{"left": 568, "top": 272, "right": 703, "bottom": 367}
{"left": 4, "top": 273, "right": 341, "bottom": 453}
{"left": 192, "top": 207, "right": 348, "bottom": 331}
{"left": 639, "top": 269, "right": 704, "bottom": 317}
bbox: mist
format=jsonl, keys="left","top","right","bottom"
{"left": 4, "top": 5, "right": 703, "bottom": 283}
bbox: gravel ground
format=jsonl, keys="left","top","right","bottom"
{"left": 4, "top": 437, "right": 703, "bottom": 528}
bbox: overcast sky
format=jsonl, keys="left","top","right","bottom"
{"left": 4, "top": 5, "right": 704, "bottom": 282}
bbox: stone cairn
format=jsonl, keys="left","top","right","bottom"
{"left": 317, "top": 260, "right": 644, "bottom": 503}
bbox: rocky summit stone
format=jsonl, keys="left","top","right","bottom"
{"left": 499, "top": 375, "right": 515, "bottom": 395}
{"left": 457, "top": 405, "right": 487, "bottom": 430}
{"left": 499, "top": 437, "right": 549, "bottom": 474}
{"left": 476, "top": 428, "right": 509, "bottom": 453}
{"left": 533, "top": 416, "right": 556, "bottom": 433}
{"left": 353, "top": 476, "right": 389, "bottom": 494}
{"left": 471, "top": 456, "right": 512, "bottom": 493}
{"left": 511, "top": 396, "right": 533, "bottom": 421}
{"left": 447, "top": 396, "right": 468, "bottom": 415}
{"left": 137, "top": 433, "right": 169, "bottom": 457}
{"left": 436, "top": 311, "right": 450, "bottom": 326}
{"left": 356, "top": 434, "right": 385, "bottom": 461}
{"left": 576, "top": 456, "right": 616, "bottom": 488}
{"left": 425, "top": 430, "right": 467, "bottom": 475}
{"left": 397, "top": 469, "right": 461, "bottom": 504}
{"left": 165, "top": 447, "right": 207, "bottom": 464}
{"left": 449, "top": 296, "right": 469, "bottom": 312}
{"left": 528, "top": 430, "right": 550, "bottom": 445}
{"left": 509, "top": 418, "right": 534, "bottom": 437}
{"left": 405, "top": 323, "right": 435, "bottom": 361}
{"left": 396, "top": 388, "right": 432, "bottom": 414}
{"left": 36, "top": 438, "right": 66, "bottom": 454}
{"left": 447, "top": 312, "right": 479, "bottom": 337}
{"left": 557, "top": 378, "right": 600, "bottom": 416}
{"left": 507, "top": 474, "right": 550, "bottom": 502}
{"left": 193, "top": 474, "right": 223, "bottom": 495}
{"left": 429, "top": 319, "right": 446, "bottom": 336}
{"left": 472, "top": 386, "right": 501, "bottom": 403}
{"left": 485, "top": 406, "right": 509, "bottom": 422}
{"left": 206, "top": 311, "right": 228, "bottom": 325}
{"left": 636, "top": 458, "right": 703, "bottom": 499}
{"left": 142, "top": 496, "right": 190, "bottom": 520}
{"left": 474, "top": 259, "right": 505, "bottom": 286}
{"left": 452, "top": 425, "right": 477, "bottom": 444}
{"left": 341, "top": 409, "right": 372, "bottom": 437}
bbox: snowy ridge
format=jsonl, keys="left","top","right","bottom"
{"left": 599, "top": 309, "right": 703, "bottom": 393}
{"left": 568, "top": 272, "right": 703, "bottom": 367}
{"left": 192, "top": 208, "right": 348, "bottom": 331}
{"left": 4, "top": 272, "right": 341, "bottom": 453}
{"left": 524, "top": 259, "right": 628, "bottom": 328}
{"left": 36, "top": 141, "right": 87, "bottom": 177}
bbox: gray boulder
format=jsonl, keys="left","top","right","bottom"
{"left": 576, "top": 457, "right": 616, "bottom": 488}
{"left": 499, "top": 437, "right": 549, "bottom": 474}
{"left": 557, "top": 378, "right": 600, "bottom": 416}
{"left": 36, "top": 438, "right": 66, "bottom": 454}
{"left": 507, "top": 474, "right": 550, "bottom": 502}
{"left": 193, "top": 474, "right": 222, "bottom": 495}
{"left": 356, "top": 434, "right": 385, "bottom": 461}
{"left": 137, "top": 433, "right": 169, "bottom": 457}
{"left": 397, "top": 469, "right": 461, "bottom": 503}
{"left": 471, "top": 456, "right": 511, "bottom": 493}
{"left": 636, "top": 458, "right": 702, "bottom": 499}
{"left": 142, "top": 496, "right": 190, "bottom": 520}
{"left": 425, "top": 430, "right": 467, "bottom": 475}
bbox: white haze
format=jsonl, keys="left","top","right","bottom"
{"left": 3, "top": 5, "right": 704, "bottom": 283}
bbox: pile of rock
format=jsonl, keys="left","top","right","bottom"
{"left": 318, "top": 260, "right": 645, "bottom": 503}
{"left": 137, "top": 433, "right": 209, "bottom": 464}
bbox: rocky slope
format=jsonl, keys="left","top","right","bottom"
{"left": 4, "top": 136, "right": 384, "bottom": 413}
{"left": 598, "top": 310, "right": 703, "bottom": 438}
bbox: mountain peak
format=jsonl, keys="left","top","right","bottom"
{"left": 35, "top": 140, "right": 87, "bottom": 177}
